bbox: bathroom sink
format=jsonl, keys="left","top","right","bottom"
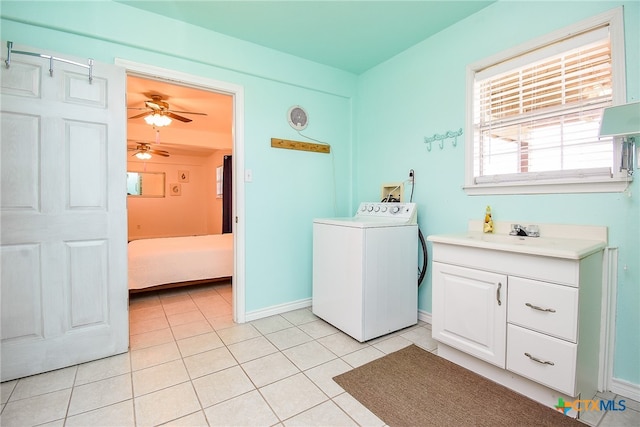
{"left": 427, "top": 231, "right": 606, "bottom": 259}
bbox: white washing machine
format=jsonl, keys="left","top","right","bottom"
{"left": 312, "top": 202, "right": 418, "bottom": 342}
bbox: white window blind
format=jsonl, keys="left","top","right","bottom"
{"left": 472, "top": 25, "right": 614, "bottom": 184}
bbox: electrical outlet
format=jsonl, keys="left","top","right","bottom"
{"left": 409, "top": 169, "right": 415, "bottom": 183}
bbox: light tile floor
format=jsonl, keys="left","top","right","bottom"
{"left": 1, "top": 282, "right": 638, "bottom": 426}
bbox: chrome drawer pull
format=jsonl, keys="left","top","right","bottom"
{"left": 525, "top": 302, "right": 556, "bottom": 313}
{"left": 524, "top": 352, "right": 555, "bottom": 366}
{"left": 496, "top": 282, "right": 502, "bottom": 306}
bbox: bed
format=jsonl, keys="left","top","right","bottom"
{"left": 128, "top": 233, "right": 233, "bottom": 292}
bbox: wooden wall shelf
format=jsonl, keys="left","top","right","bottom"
{"left": 271, "top": 138, "right": 330, "bottom": 154}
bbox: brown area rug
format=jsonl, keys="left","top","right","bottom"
{"left": 333, "top": 344, "right": 584, "bottom": 427}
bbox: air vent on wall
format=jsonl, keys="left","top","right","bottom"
{"left": 287, "top": 105, "right": 308, "bottom": 131}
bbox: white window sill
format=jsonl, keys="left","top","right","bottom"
{"left": 463, "top": 176, "right": 633, "bottom": 195}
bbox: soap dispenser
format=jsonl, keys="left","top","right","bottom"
{"left": 483, "top": 205, "right": 494, "bottom": 233}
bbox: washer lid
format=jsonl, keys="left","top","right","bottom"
{"left": 313, "top": 216, "right": 416, "bottom": 228}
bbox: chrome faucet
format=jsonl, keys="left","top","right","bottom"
{"left": 510, "top": 224, "right": 540, "bottom": 237}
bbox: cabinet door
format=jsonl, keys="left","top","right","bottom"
{"left": 432, "top": 262, "right": 507, "bottom": 367}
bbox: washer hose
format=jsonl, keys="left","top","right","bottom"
{"left": 418, "top": 228, "right": 428, "bottom": 287}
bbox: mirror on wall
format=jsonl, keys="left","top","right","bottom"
{"left": 127, "top": 172, "right": 165, "bottom": 197}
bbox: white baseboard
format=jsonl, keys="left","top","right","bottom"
{"left": 247, "top": 302, "right": 432, "bottom": 329}
{"left": 244, "top": 298, "right": 312, "bottom": 322}
{"left": 610, "top": 377, "right": 640, "bottom": 403}
{"left": 418, "top": 309, "right": 432, "bottom": 325}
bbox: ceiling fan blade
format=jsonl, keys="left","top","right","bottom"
{"left": 128, "top": 112, "right": 151, "bottom": 119}
{"left": 167, "top": 109, "right": 208, "bottom": 116}
{"left": 149, "top": 149, "right": 170, "bottom": 157}
{"left": 166, "top": 112, "right": 192, "bottom": 123}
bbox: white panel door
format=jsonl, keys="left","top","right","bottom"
{"left": 1, "top": 42, "right": 128, "bottom": 381}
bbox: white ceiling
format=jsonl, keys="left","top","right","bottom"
{"left": 117, "top": 0, "right": 495, "bottom": 75}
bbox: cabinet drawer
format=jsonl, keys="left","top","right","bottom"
{"left": 508, "top": 277, "right": 578, "bottom": 342}
{"left": 507, "top": 324, "right": 577, "bottom": 396}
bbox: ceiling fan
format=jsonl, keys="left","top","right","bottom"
{"left": 128, "top": 93, "right": 207, "bottom": 124}
{"left": 128, "top": 142, "right": 170, "bottom": 159}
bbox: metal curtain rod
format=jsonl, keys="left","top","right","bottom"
{"left": 4, "top": 41, "right": 94, "bottom": 83}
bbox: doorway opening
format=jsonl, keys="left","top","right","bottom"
{"left": 117, "top": 59, "right": 246, "bottom": 323}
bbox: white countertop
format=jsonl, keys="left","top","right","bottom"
{"left": 428, "top": 223, "right": 607, "bottom": 260}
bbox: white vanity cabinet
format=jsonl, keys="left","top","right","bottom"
{"left": 428, "top": 225, "right": 606, "bottom": 413}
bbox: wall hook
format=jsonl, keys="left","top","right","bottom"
{"left": 424, "top": 128, "right": 463, "bottom": 151}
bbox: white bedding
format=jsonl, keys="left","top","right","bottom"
{"left": 128, "top": 234, "right": 233, "bottom": 290}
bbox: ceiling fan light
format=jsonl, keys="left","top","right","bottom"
{"left": 159, "top": 115, "right": 172, "bottom": 126}
{"left": 135, "top": 152, "right": 152, "bottom": 160}
{"left": 144, "top": 113, "right": 172, "bottom": 127}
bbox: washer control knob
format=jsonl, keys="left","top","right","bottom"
{"left": 374, "top": 205, "right": 380, "bottom": 212}
{"left": 381, "top": 206, "right": 388, "bottom": 212}
{"left": 360, "top": 205, "right": 367, "bottom": 211}
{"left": 367, "top": 205, "right": 374, "bottom": 212}
{"left": 391, "top": 206, "right": 400, "bottom": 214}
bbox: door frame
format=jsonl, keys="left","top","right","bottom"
{"left": 115, "top": 58, "right": 246, "bottom": 323}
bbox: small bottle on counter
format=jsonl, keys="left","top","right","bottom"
{"left": 483, "top": 205, "right": 494, "bottom": 233}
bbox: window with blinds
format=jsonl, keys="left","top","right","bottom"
{"left": 465, "top": 8, "right": 627, "bottom": 193}
{"left": 473, "top": 26, "right": 612, "bottom": 183}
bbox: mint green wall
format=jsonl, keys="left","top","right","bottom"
{"left": 2, "top": 0, "right": 638, "bottom": 388}
{"left": 0, "top": 1, "right": 355, "bottom": 312}
{"left": 355, "top": 1, "right": 639, "bottom": 385}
